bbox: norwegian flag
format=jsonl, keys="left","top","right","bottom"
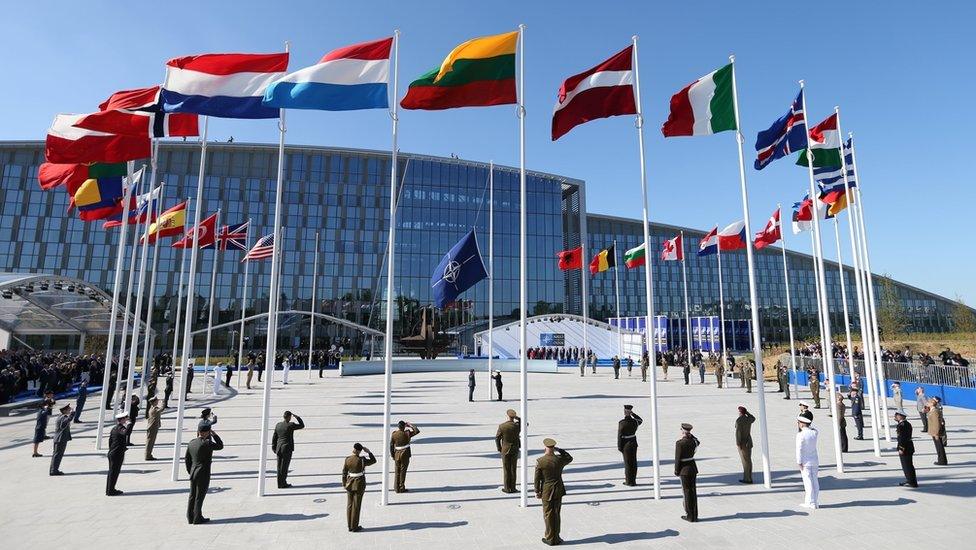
{"left": 754, "top": 208, "right": 782, "bottom": 250}
{"left": 243, "top": 232, "right": 275, "bottom": 261}
{"left": 73, "top": 86, "right": 199, "bottom": 138}
{"left": 217, "top": 221, "right": 250, "bottom": 251}
{"left": 660, "top": 234, "right": 683, "bottom": 261}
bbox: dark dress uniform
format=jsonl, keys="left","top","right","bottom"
{"left": 342, "top": 449, "right": 377, "bottom": 531}
{"left": 895, "top": 416, "right": 918, "bottom": 487}
{"left": 106, "top": 419, "right": 130, "bottom": 495}
{"left": 73, "top": 384, "right": 87, "bottom": 423}
{"left": 468, "top": 371, "right": 476, "bottom": 402}
{"left": 185, "top": 431, "right": 224, "bottom": 524}
{"left": 272, "top": 415, "right": 305, "bottom": 488}
{"left": 617, "top": 408, "right": 643, "bottom": 486}
{"left": 734, "top": 411, "right": 755, "bottom": 483}
{"left": 612, "top": 356, "right": 621, "bottom": 379}
{"left": 33, "top": 406, "right": 52, "bottom": 446}
{"left": 495, "top": 414, "right": 521, "bottom": 493}
{"left": 535, "top": 445, "right": 573, "bottom": 546}
{"left": 390, "top": 424, "right": 420, "bottom": 493}
{"left": 836, "top": 399, "right": 849, "bottom": 452}
{"left": 674, "top": 428, "right": 700, "bottom": 522}
{"left": 492, "top": 372, "right": 503, "bottom": 401}
{"left": 49, "top": 411, "right": 72, "bottom": 475}
{"left": 850, "top": 393, "right": 865, "bottom": 439}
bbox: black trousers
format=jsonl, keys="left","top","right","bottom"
{"left": 276, "top": 448, "right": 293, "bottom": 487}
{"left": 680, "top": 473, "right": 698, "bottom": 520}
{"left": 50, "top": 441, "right": 67, "bottom": 473}
{"left": 854, "top": 415, "right": 864, "bottom": 438}
{"left": 613, "top": 367, "right": 620, "bottom": 379}
{"left": 919, "top": 413, "right": 928, "bottom": 433}
{"left": 163, "top": 388, "right": 172, "bottom": 409}
{"left": 468, "top": 386, "right": 475, "bottom": 401}
{"left": 621, "top": 441, "right": 638, "bottom": 484}
{"left": 839, "top": 424, "right": 849, "bottom": 452}
{"left": 318, "top": 364, "right": 325, "bottom": 377}
{"left": 900, "top": 452, "right": 918, "bottom": 485}
{"left": 683, "top": 369, "right": 690, "bottom": 385}
{"left": 495, "top": 385, "right": 503, "bottom": 401}
{"left": 187, "top": 475, "right": 210, "bottom": 523}
{"left": 224, "top": 369, "right": 232, "bottom": 387}
{"left": 933, "top": 436, "right": 948, "bottom": 464}
{"left": 106, "top": 453, "right": 124, "bottom": 494}
{"left": 73, "top": 400, "right": 85, "bottom": 422}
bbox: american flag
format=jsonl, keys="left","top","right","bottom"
{"left": 243, "top": 232, "right": 275, "bottom": 261}
{"left": 217, "top": 221, "right": 250, "bottom": 251}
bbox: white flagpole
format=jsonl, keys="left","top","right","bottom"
{"left": 308, "top": 231, "right": 319, "bottom": 380}
{"left": 139, "top": 175, "right": 165, "bottom": 402}
{"left": 96, "top": 162, "right": 136, "bottom": 450}
{"left": 833, "top": 219, "right": 854, "bottom": 366}
{"left": 613, "top": 240, "right": 622, "bottom": 359}
{"left": 116, "top": 173, "right": 146, "bottom": 407}
{"left": 810, "top": 227, "right": 829, "bottom": 364}
{"left": 516, "top": 23, "right": 530, "bottom": 509}
{"left": 799, "top": 83, "right": 844, "bottom": 473}
{"left": 172, "top": 116, "right": 208, "bottom": 482}
{"left": 487, "top": 161, "right": 494, "bottom": 399}
{"left": 730, "top": 56, "right": 772, "bottom": 486}
{"left": 779, "top": 207, "right": 799, "bottom": 397}
{"left": 680, "top": 232, "right": 692, "bottom": 369}
{"left": 717, "top": 234, "right": 728, "bottom": 382}
{"left": 125, "top": 182, "right": 155, "bottom": 407}
{"left": 203, "top": 209, "right": 222, "bottom": 392}
{"left": 236, "top": 218, "right": 251, "bottom": 389}
{"left": 579, "top": 182, "right": 590, "bottom": 365}
{"left": 633, "top": 35, "right": 661, "bottom": 499}
{"left": 380, "top": 30, "right": 399, "bottom": 506}
{"left": 171, "top": 241, "right": 187, "bottom": 372}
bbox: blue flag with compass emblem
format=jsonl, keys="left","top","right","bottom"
{"left": 431, "top": 229, "right": 489, "bottom": 309}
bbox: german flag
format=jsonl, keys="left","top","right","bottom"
{"left": 589, "top": 243, "right": 616, "bottom": 275}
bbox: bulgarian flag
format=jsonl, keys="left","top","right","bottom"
{"left": 796, "top": 113, "right": 842, "bottom": 168}
{"left": 661, "top": 63, "right": 736, "bottom": 137}
{"left": 623, "top": 243, "right": 646, "bottom": 269}
{"left": 400, "top": 31, "right": 517, "bottom": 110}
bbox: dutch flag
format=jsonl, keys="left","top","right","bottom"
{"left": 161, "top": 52, "right": 289, "bottom": 119}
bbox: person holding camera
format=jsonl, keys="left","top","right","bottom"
{"left": 535, "top": 438, "right": 573, "bottom": 546}
{"left": 342, "top": 443, "right": 376, "bottom": 532}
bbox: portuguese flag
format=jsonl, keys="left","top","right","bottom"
{"left": 400, "top": 31, "right": 518, "bottom": 110}
{"left": 661, "top": 63, "right": 736, "bottom": 137}
{"left": 623, "top": 243, "right": 646, "bottom": 269}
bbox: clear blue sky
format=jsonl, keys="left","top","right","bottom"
{"left": 4, "top": 1, "right": 972, "bottom": 304}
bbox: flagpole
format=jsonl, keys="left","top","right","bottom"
{"left": 730, "top": 55, "right": 772, "bottom": 486}
{"left": 140, "top": 176, "right": 165, "bottom": 402}
{"left": 633, "top": 35, "right": 661, "bottom": 500}
{"left": 717, "top": 233, "right": 728, "bottom": 385}
{"left": 613, "top": 240, "right": 622, "bottom": 359}
{"left": 579, "top": 179, "right": 590, "bottom": 368}
{"left": 95, "top": 162, "right": 136, "bottom": 450}
{"left": 799, "top": 82, "right": 844, "bottom": 473}
{"left": 171, "top": 228, "right": 188, "bottom": 371}
{"left": 236, "top": 218, "right": 251, "bottom": 389}
{"left": 833, "top": 219, "right": 854, "bottom": 367}
{"left": 680, "top": 232, "right": 692, "bottom": 369}
{"left": 172, "top": 116, "right": 208, "bottom": 482}
{"left": 308, "top": 231, "right": 319, "bottom": 380}
{"left": 487, "top": 161, "right": 494, "bottom": 399}
{"left": 125, "top": 180, "right": 156, "bottom": 407}
{"left": 515, "top": 23, "right": 530, "bottom": 509}
{"left": 116, "top": 172, "right": 145, "bottom": 408}
{"left": 380, "top": 30, "right": 400, "bottom": 506}
{"left": 779, "top": 207, "right": 799, "bottom": 397}
{"left": 203, "top": 209, "right": 222, "bottom": 393}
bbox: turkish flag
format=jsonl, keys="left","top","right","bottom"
{"left": 557, "top": 246, "right": 583, "bottom": 271}
{"left": 172, "top": 213, "right": 218, "bottom": 249}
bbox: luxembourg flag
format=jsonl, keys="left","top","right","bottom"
{"left": 263, "top": 37, "right": 392, "bottom": 111}
{"left": 161, "top": 52, "right": 289, "bottom": 119}
{"left": 718, "top": 220, "right": 748, "bottom": 251}
{"left": 697, "top": 226, "right": 718, "bottom": 256}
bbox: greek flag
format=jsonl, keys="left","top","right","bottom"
{"left": 813, "top": 138, "right": 856, "bottom": 188}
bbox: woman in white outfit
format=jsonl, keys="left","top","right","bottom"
{"left": 212, "top": 364, "right": 224, "bottom": 396}
{"left": 796, "top": 414, "right": 819, "bottom": 509}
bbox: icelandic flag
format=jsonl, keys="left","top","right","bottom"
{"left": 263, "top": 37, "right": 392, "bottom": 111}
{"left": 698, "top": 226, "right": 718, "bottom": 257}
{"left": 718, "top": 220, "right": 747, "bottom": 250}
{"left": 161, "top": 52, "right": 289, "bottom": 119}
{"left": 754, "top": 90, "right": 807, "bottom": 170}
{"left": 431, "top": 229, "right": 488, "bottom": 309}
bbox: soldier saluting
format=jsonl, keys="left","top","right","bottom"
{"left": 272, "top": 410, "right": 305, "bottom": 489}
{"left": 106, "top": 412, "right": 131, "bottom": 496}
{"left": 675, "top": 423, "right": 700, "bottom": 522}
{"left": 618, "top": 404, "right": 643, "bottom": 486}
{"left": 390, "top": 420, "right": 420, "bottom": 493}
{"left": 535, "top": 438, "right": 573, "bottom": 546}
{"left": 342, "top": 443, "right": 376, "bottom": 532}
{"left": 185, "top": 420, "right": 224, "bottom": 524}
{"left": 495, "top": 409, "right": 521, "bottom": 493}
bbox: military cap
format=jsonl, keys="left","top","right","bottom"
{"left": 198, "top": 420, "right": 213, "bottom": 432}
{"left": 797, "top": 401, "right": 810, "bottom": 408}
{"left": 623, "top": 404, "right": 633, "bottom": 411}
{"left": 796, "top": 415, "right": 812, "bottom": 424}
{"left": 115, "top": 412, "right": 129, "bottom": 420}
{"left": 680, "top": 423, "right": 693, "bottom": 431}
{"left": 542, "top": 438, "right": 557, "bottom": 447}
{"left": 800, "top": 410, "right": 814, "bottom": 421}
{"left": 506, "top": 409, "right": 517, "bottom": 418}
{"left": 893, "top": 410, "right": 907, "bottom": 418}
{"left": 59, "top": 404, "right": 72, "bottom": 413}
{"left": 148, "top": 395, "right": 159, "bottom": 402}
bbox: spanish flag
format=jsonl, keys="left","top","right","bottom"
{"left": 142, "top": 201, "right": 187, "bottom": 244}
{"left": 589, "top": 243, "right": 616, "bottom": 275}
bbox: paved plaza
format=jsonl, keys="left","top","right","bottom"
{"left": 1, "top": 367, "right": 973, "bottom": 549}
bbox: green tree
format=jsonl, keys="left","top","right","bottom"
{"left": 876, "top": 274, "right": 907, "bottom": 339}
{"left": 952, "top": 295, "right": 976, "bottom": 333}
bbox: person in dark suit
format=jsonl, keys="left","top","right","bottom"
{"left": 495, "top": 409, "right": 521, "bottom": 493}
{"left": 49, "top": 404, "right": 73, "bottom": 475}
{"left": 468, "top": 369, "right": 476, "bottom": 402}
{"left": 390, "top": 420, "right": 420, "bottom": 493}
{"left": 272, "top": 411, "right": 305, "bottom": 489}
{"left": 31, "top": 397, "right": 54, "bottom": 457}
{"left": 894, "top": 410, "right": 918, "bottom": 487}
{"left": 185, "top": 421, "right": 224, "bottom": 524}
{"left": 612, "top": 355, "right": 621, "bottom": 379}
{"left": 126, "top": 394, "right": 140, "bottom": 446}
{"left": 106, "top": 412, "right": 131, "bottom": 496}
{"left": 675, "top": 423, "right": 700, "bottom": 522}
{"left": 185, "top": 361, "right": 195, "bottom": 393}
{"left": 535, "top": 438, "right": 573, "bottom": 546}
{"left": 73, "top": 381, "right": 87, "bottom": 423}
{"left": 849, "top": 389, "right": 865, "bottom": 440}
{"left": 342, "top": 443, "right": 376, "bottom": 532}
{"left": 492, "top": 370, "right": 503, "bottom": 401}
{"left": 163, "top": 370, "right": 174, "bottom": 408}
{"left": 734, "top": 406, "right": 755, "bottom": 483}
{"left": 617, "top": 404, "right": 642, "bottom": 486}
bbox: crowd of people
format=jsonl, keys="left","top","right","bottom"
{"left": 0, "top": 349, "right": 110, "bottom": 405}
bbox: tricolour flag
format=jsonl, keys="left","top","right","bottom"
{"left": 796, "top": 113, "right": 842, "bottom": 168}
{"left": 431, "top": 230, "right": 489, "bottom": 309}
{"left": 753, "top": 208, "right": 782, "bottom": 250}
{"left": 263, "top": 37, "right": 392, "bottom": 111}
{"left": 400, "top": 31, "right": 517, "bottom": 110}
{"left": 243, "top": 233, "right": 275, "bottom": 261}
{"left": 162, "top": 52, "right": 289, "bottom": 119}
{"left": 551, "top": 45, "right": 636, "bottom": 141}
{"left": 74, "top": 166, "right": 143, "bottom": 222}
{"left": 143, "top": 201, "right": 187, "bottom": 244}
{"left": 661, "top": 63, "right": 736, "bottom": 137}
{"left": 556, "top": 246, "right": 583, "bottom": 271}
{"left": 818, "top": 182, "right": 848, "bottom": 217}
{"left": 697, "top": 227, "right": 718, "bottom": 257}
{"left": 660, "top": 235, "right": 683, "bottom": 261}
{"left": 718, "top": 220, "right": 747, "bottom": 250}
{"left": 754, "top": 90, "right": 806, "bottom": 170}
{"left": 74, "top": 86, "right": 199, "bottom": 138}
{"left": 173, "top": 212, "right": 218, "bottom": 249}
{"left": 589, "top": 243, "right": 616, "bottom": 274}
{"left": 103, "top": 185, "right": 161, "bottom": 228}
{"left": 45, "top": 114, "right": 150, "bottom": 164}
{"left": 792, "top": 193, "right": 832, "bottom": 234}
{"left": 623, "top": 243, "right": 646, "bottom": 269}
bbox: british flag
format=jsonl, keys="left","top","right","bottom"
{"left": 217, "top": 221, "right": 250, "bottom": 251}
{"left": 243, "top": 232, "right": 275, "bottom": 261}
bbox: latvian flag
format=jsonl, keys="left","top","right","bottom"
{"left": 551, "top": 45, "right": 636, "bottom": 140}
{"left": 754, "top": 90, "right": 806, "bottom": 170}
{"left": 753, "top": 208, "right": 782, "bottom": 250}
{"left": 162, "top": 52, "right": 289, "bottom": 119}
{"left": 718, "top": 221, "right": 748, "bottom": 251}
{"left": 660, "top": 234, "right": 683, "bottom": 261}
{"left": 697, "top": 227, "right": 718, "bottom": 257}
{"left": 73, "top": 86, "right": 199, "bottom": 138}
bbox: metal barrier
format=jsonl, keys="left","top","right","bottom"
{"left": 790, "top": 355, "right": 976, "bottom": 389}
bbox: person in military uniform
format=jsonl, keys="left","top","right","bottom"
{"left": 492, "top": 371, "right": 504, "bottom": 401}
{"left": 715, "top": 359, "right": 725, "bottom": 388}
{"left": 185, "top": 421, "right": 224, "bottom": 524}
{"left": 106, "top": 412, "right": 131, "bottom": 496}
{"left": 49, "top": 404, "right": 72, "bottom": 476}
{"left": 163, "top": 369, "right": 174, "bottom": 408}
{"left": 808, "top": 369, "right": 821, "bottom": 408}
{"left": 626, "top": 356, "right": 634, "bottom": 377}
{"left": 734, "top": 406, "right": 754, "bottom": 483}
{"left": 682, "top": 358, "right": 691, "bottom": 385}
{"left": 32, "top": 396, "right": 54, "bottom": 457}
{"left": 468, "top": 369, "right": 476, "bottom": 401}
{"left": 674, "top": 423, "right": 699, "bottom": 522}
{"left": 640, "top": 352, "right": 649, "bottom": 382}
{"left": 618, "top": 404, "right": 642, "bottom": 486}
{"left": 927, "top": 397, "right": 948, "bottom": 465}
{"left": 612, "top": 355, "right": 621, "bottom": 379}
{"left": 390, "top": 420, "right": 420, "bottom": 493}
{"left": 495, "top": 409, "right": 521, "bottom": 493}
{"left": 795, "top": 414, "right": 819, "bottom": 508}
{"left": 835, "top": 393, "right": 848, "bottom": 452}
{"left": 849, "top": 389, "right": 865, "bottom": 440}
{"left": 145, "top": 395, "right": 163, "bottom": 460}
{"left": 743, "top": 360, "right": 754, "bottom": 393}
{"left": 342, "top": 443, "right": 376, "bottom": 532}
{"left": 272, "top": 410, "right": 305, "bottom": 488}
{"left": 894, "top": 410, "right": 918, "bottom": 487}
{"left": 578, "top": 355, "right": 586, "bottom": 377}
{"left": 535, "top": 438, "right": 573, "bottom": 546}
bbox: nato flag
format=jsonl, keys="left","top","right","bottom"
{"left": 431, "top": 229, "right": 489, "bottom": 309}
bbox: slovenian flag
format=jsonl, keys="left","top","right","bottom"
{"left": 263, "top": 37, "right": 392, "bottom": 111}
{"left": 161, "top": 52, "right": 289, "bottom": 119}
{"left": 718, "top": 220, "right": 747, "bottom": 251}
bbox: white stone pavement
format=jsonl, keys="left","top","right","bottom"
{"left": 1, "top": 366, "right": 973, "bottom": 549}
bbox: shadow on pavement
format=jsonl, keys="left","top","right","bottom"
{"left": 209, "top": 512, "right": 329, "bottom": 524}
{"left": 563, "top": 529, "right": 680, "bottom": 545}
{"left": 363, "top": 521, "right": 468, "bottom": 532}
{"left": 700, "top": 509, "right": 808, "bottom": 522}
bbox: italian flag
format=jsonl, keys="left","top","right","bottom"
{"left": 796, "top": 113, "right": 842, "bottom": 167}
{"left": 661, "top": 63, "right": 736, "bottom": 137}
{"left": 623, "top": 243, "right": 646, "bottom": 269}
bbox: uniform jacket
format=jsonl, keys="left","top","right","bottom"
{"left": 390, "top": 426, "right": 419, "bottom": 458}
{"left": 734, "top": 413, "right": 755, "bottom": 449}
{"left": 185, "top": 433, "right": 224, "bottom": 480}
{"left": 468, "top": 372, "right": 476, "bottom": 388}
{"left": 53, "top": 414, "right": 72, "bottom": 443}
{"left": 674, "top": 435, "right": 699, "bottom": 476}
{"left": 795, "top": 426, "right": 819, "bottom": 465}
{"left": 896, "top": 419, "right": 915, "bottom": 455}
{"left": 926, "top": 406, "right": 945, "bottom": 438}
{"left": 534, "top": 449, "right": 573, "bottom": 502}
{"left": 35, "top": 407, "right": 52, "bottom": 434}
{"left": 272, "top": 416, "right": 305, "bottom": 453}
{"left": 146, "top": 405, "right": 163, "bottom": 429}
{"left": 850, "top": 394, "right": 864, "bottom": 417}
{"left": 496, "top": 419, "right": 520, "bottom": 456}
{"left": 617, "top": 413, "right": 642, "bottom": 451}
{"left": 108, "top": 422, "right": 130, "bottom": 457}
{"left": 915, "top": 394, "right": 927, "bottom": 413}
{"left": 342, "top": 451, "right": 376, "bottom": 492}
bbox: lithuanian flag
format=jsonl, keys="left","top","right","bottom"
{"left": 400, "top": 31, "right": 518, "bottom": 110}
{"left": 589, "top": 243, "right": 616, "bottom": 275}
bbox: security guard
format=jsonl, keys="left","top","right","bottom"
{"left": 674, "top": 423, "right": 700, "bottom": 522}
{"left": 342, "top": 443, "right": 376, "bottom": 532}
{"left": 106, "top": 412, "right": 131, "bottom": 496}
{"left": 272, "top": 411, "right": 305, "bottom": 488}
{"left": 390, "top": 420, "right": 420, "bottom": 493}
{"left": 535, "top": 438, "right": 573, "bottom": 546}
{"left": 495, "top": 409, "right": 521, "bottom": 493}
{"left": 185, "top": 421, "right": 224, "bottom": 524}
{"left": 618, "top": 405, "right": 643, "bottom": 486}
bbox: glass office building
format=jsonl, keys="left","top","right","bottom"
{"left": 0, "top": 140, "right": 959, "bottom": 353}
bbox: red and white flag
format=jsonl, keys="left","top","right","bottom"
{"left": 172, "top": 212, "right": 218, "bottom": 249}
{"left": 754, "top": 208, "right": 782, "bottom": 250}
{"left": 660, "top": 234, "right": 683, "bottom": 261}
{"left": 718, "top": 220, "right": 748, "bottom": 251}
{"left": 551, "top": 45, "right": 636, "bottom": 141}
{"left": 45, "top": 114, "right": 150, "bottom": 164}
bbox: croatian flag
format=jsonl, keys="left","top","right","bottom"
{"left": 263, "top": 37, "right": 392, "bottom": 111}
{"left": 162, "top": 52, "right": 289, "bottom": 119}
{"left": 698, "top": 227, "right": 718, "bottom": 257}
{"left": 718, "top": 220, "right": 747, "bottom": 251}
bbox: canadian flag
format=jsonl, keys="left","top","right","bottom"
{"left": 660, "top": 234, "right": 683, "bottom": 261}
{"left": 754, "top": 208, "right": 782, "bottom": 250}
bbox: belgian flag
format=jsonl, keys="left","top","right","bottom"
{"left": 589, "top": 244, "right": 616, "bottom": 275}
